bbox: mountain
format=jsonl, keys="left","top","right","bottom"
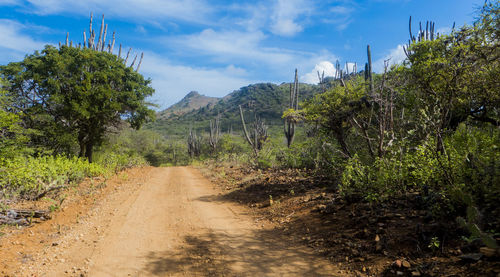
{"left": 148, "top": 82, "right": 322, "bottom": 137}
{"left": 157, "top": 91, "right": 220, "bottom": 119}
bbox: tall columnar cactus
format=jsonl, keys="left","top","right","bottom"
{"left": 284, "top": 69, "right": 299, "bottom": 148}
{"left": 187, "top": 127, "right": 201, "bottom": 158}
{"left": 61, "top": 13, "right": 144, "bottom": 72}
{"left": 403, "top": 16, "right": 438, "bottom": 58}
{"left": 209, "top": 115, "right": 221, "bottom": 152}
{"left": 317, "top": 70, "right": 325, "bottom": 92}
{"left": 366, "top": 45, "right": 373, "bottom": 93}
{"left": 239, "top": 105, "right": 268, "bottom": 155}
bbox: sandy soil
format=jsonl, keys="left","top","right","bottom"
{"left": 1, "top": 167, "right": 339, "bottom": 276}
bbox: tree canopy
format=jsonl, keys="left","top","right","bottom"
{"left": 0, "top": 45, "right": 155, "bottom": 162}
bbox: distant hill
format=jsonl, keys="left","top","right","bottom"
{"left": 148, "top": 82, "right": 322, "bottom": 137}
{"left": 157, "top": 91, "right": 219, "bottom": 119}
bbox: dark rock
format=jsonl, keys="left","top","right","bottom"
{"left": 459, "top": 253, "right": 483, "bottom": 262}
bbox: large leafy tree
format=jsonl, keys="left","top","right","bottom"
{"left": 0, "top": 45, "right": 155, "bottom": 162}
{"left": 0, "top": 80, "right": 27, "bottom": 159}
{"left": 403, "top": 1, "right": 500, "bottom": 152}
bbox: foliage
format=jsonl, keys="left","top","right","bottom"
{"left": 0, "top": 82, "right": 27, "bottom": 158}
{"left": 0, "top": 150, "right": 146, "bottom": 199}
{"left": 457, "top": 193, "right": 498, "bottom": 249}
{"left": 0, "top": 155, "right": 105, "bottom": 198}
{"left": 296, "top": 3, "right": 500, "bottom": 232}
{"left": 0, "top": 45, "right": 155, "bottom": 162}
{"left": 95, "top": 127, "right": 190, "bottom": 166}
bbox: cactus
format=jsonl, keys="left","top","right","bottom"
{"left": 239, "top": 104, "right": 268, "bottom": 155}
{"left": 284, "top": 69, "right": 299, "bottom": 148}
{"left": 64, "top": 13, "right": 145, "bottom": 71}
{"left": 187, "top": 127, "right": 201, "bottom": 158}
{"left": 209, "top": 115, "right": 221, "bottom": 152}
{"left": 404, "top": 16, "right": 439, "bottom": 58}
{"left": 457, "top": 195, "right": 498, "bottom": 249}
{"left": 366, "top": 45, "right": 373, "bottom": 93}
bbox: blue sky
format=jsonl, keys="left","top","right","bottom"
{"left": 0, "top": 0, "right": 484, "bottom": 109}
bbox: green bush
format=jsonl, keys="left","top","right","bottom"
{"left": 94, "top": 152, "right": 147, "bottom": 172}
{"left": 0, "top": 155, "right": 105, "bottom": 197}
{"left": 339, "top": 124, "right": 500, "bottom": 224}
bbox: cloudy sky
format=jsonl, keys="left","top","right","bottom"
{"left": 0, "top": 0, "right": 484, "bottom": 109}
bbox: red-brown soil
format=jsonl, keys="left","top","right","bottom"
{"left": 198, "top": 162, "right": 500, "bottom": 277}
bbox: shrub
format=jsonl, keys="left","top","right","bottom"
{"left": 0, "top": 155, "right": 105, "bottom": 198}
{"left": 339, "top": 124, "right": 500, "bottom": 227}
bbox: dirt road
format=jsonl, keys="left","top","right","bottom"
{"left": 8, "top": 167, "right": 338, "bottom": 276}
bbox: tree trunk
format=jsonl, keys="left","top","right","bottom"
{"left": 78, "top": 134, "right": 86, "bottom": 158}
{"left": 334, "top": 128, "right": 351, "bottom": 158}
{"left": 85, "top": 141, "right": 94, "bottom": 163}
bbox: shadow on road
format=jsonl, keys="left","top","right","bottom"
{"left": 142, "top": 227, "right": 336, "bottom": 276}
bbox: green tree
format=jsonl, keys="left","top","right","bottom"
{"left": 404, "top": 2, "right": 500, "bottom": 152}
{"left": 1, "top": 45, "right": 155, "bottom": 162}
{"left": 0, "top": 80, "right": 27, "bottom": 158}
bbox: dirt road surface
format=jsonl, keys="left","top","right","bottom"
{"left": 3, "top": 167, "right": 339, "bottom": 276}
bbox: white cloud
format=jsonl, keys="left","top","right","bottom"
{"left": 322, "top": 2, "right": 357, "bottom": 31}
{"left": 436, "top": 27, "right": 452, "bottom": 35}
{"left": 139, "top": 52, "right": 258, "bottom": 109}
{"left": 329, "top": 5, "right": 353, "bottom": 15}
{"left": 135, "top": 25, "right": 147, "bottom": 34}
{"left": 345, "top": 62, "right": 357, "bottom": 74}
{"left": 301, "top": 61, "right": 337, "bottom": 84}
{"left": 373, "top": 44, "right": 407, "bottom": 73}
{"left": 270, "top": 0, "right": 311, "bottom": 36}
{"left": 0, "top": 19, "right": 47, "bottom": 63}
{"left": 300, "top": 59, "right": 358, "bottom": 84}
{"left": 166, "top": 27, "right": 340, "bottom": 83}
{"left": 231, "top": 3, "right": 268, "bottom": 32}
{"left": 0, "top": 0, "right": 19, "bottom": 5}
{"left": 224, "top": 64, "right": 247, "bottom": 76}
{"left": 169, "top": 29, "right": 296, "bottom": 65}
{"left": 21, "top": 0, "right": 213, "bottom": 24}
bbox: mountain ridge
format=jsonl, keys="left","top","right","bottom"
{"left": 149, "top": 82, "right": 322, "bottom": 136}
{"left": 157, "top": 91, "right": 220, "bottom": 119}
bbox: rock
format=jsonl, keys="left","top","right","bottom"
{"left": 393, "top": 259, "right": 402, "bottom": 268}
{"left": 7, "top": 210, "right": 17, "bottom": 218}
{"left": 396, "top": 271, "right": 404, "bottom": 276}
{"left": 402, "top": 260, "right": 411, "bottom": 268}
{"left": 459, "top": 253, "right": 483, "bottom": 262}
{"left": 479, "top": 247, "right": 497, "bottom": 258}
{"left": 411, "top": 271, "right": 421, "bottom": 276}
{"left": 375, "top": 235, "right": 380, "bottom": 242}
{"left": 354, "top": 270, "right": 365, "bottom": 277}
{"left": 312, "top": 204, "right": 327, "bottom": 213}
{"left": 461, "top": 239, "right": 482, "bottom": 253}
{"left": 350, "top": 248, "right": 360, "bottom": 256}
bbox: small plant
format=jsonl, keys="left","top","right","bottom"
{"left": 269, "top": 195, "right": 273, "bottom": 206}
{"left": 428, "top": 236, "right": 440, "bottom": 251}
{"left": 46, "top": 197, "right": 60, "bottom": 212}
{"left": 120, "top": 173, "right": 129, "bottom": 181}
{"left": 457, "top": 194, "right": 499, "bottom": 249}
